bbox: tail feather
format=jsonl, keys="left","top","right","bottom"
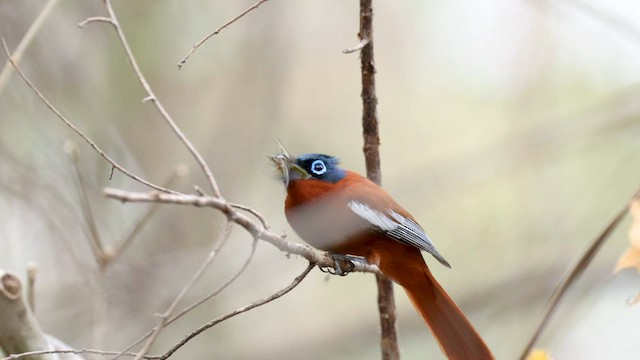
{"left": 376, "top": 247, "right": 494, "bottom": 360}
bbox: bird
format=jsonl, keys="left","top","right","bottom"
{"left": 272, "top": 151, "right": 494, "bottom": 360}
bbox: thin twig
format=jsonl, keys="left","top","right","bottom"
{"left": 177, "top": 0, "right": 271, "bottom": 69}
{"left": 77, "top": 17, "right": 115, "bottom": 28}
{"left": 158, "top": 262, "right": 315, "bottom": 359}
{"left": 25, "top": 263, "right": 37, "bottom": 314}
{"left": 1, "top": 39, "right": 177, "bottom": 195}
{"left": 108, "top": 166, "right": 188, "bottom": 264}
{"left": 66, "top": 141, "right": 107, "bottom": 266}
{"left": 0, "top": 0, "right": 60, "bottom": 98}
{"left": 115, "top": 238, "right": 260, "bottom": 356}
{"left": 342, "top": 38, "right": 370, "bottom": 54}
{"left": 169, "top": 237, "right": 259, "bottom": 323}
{"left": 0, "top": 348, "right": 160, "bottom": 360}
{"left": 518, "top": 186, "right": 640, "bottom": 360}
{"left": 99, "top": 0, "right": 222, "bottom": 199}
{"left": 229, "top": 203, "right": 270, "bottom": 230}
{"left": 131, "top": 221, "right": 234, "bottom": 360}
{"left": 103, "top": 187, "right": 381, "bottom": 274}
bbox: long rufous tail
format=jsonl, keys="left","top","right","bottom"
{"left": 375, "top": 248, "right": 494, "bottom": 360}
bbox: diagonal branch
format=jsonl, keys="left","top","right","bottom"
{"left": 1, "top": 39, "right": 177, "bottom": 195}
{"left": 108, "top": 166, "right": 188, "bottom": 265}
{"left": 103, "top": 187, "right": 381, "bottom": 274}
{"left": 113, "top": 239, "right": 259, "bottom": 358}
{"left": 518, "top": 186, "right": 640, "bottom": 359}
{"left": 0, "top": 0, "right": 60, "bottom": 98}
{"left": 96, "top": 0, "right": 222, "bottom": 198}
{"left": 177, "top": 0, "right": 271, "bottom": 69}
{"left": 132, "top": 221, "right": 234, "bottom": 360}
{"left": 66, "top": 142, "right": 107, "bottom": 266}
{"left": 158, "top": 262, "right": 315, "bottom": 359}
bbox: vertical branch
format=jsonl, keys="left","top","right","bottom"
{"left": 357, "top": 1, "right": 400, "bottom": 359}
{"left": 100, "top": 0, "right": 223, "bottom": 199}
{"left": 359, "top": 0, "right": 382, "bottom": 185}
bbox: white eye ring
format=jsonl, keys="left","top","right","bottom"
{"left": 311, "top": 160, "right": 327, "bottom": 175}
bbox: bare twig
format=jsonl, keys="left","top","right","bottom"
{"left": 0, "top": 0, "right": 60, "bottom": 97}
{"left": 25, "top": 263, "right": 37, "bottom": 314}
{"left": 229, "top": 203, "right": 270, "bottom": 230}
{"left": 108, "top": 166, "right": 188, "bottom": 264}
{"left": 177, "top": 0, "right": 271, "bottom": 69}
{"left": 342, "top": 38, "right": 370, "bottom": 54}
{"left": 518, "top": 186, "right": 640, "bottom": 360}
{"left": 170, "top": 238, "right": 259, "bottom": 323}
{"left": 98, "top": 0, "right": 222, "bottom": 199}
{"left": 132, "top": 221, "right": 234, "bottom": 360}
{"left": 66, "top": 141, "right": 107, "bottom": 266}
{"left": 1, "top": 39, "right": 177, "bottom": 195}
{"left": 356, "top": 1, "right": 400, "bottom": 359}
{"left": 103, "top": 187, "right": 382, "bottom": 274}
{"left": 1, "top": 348, "right": 160, "bottom": 360}
{"left": 77, "top": 17, "right": 115, "bottom": 28}
{"left": 115, "top": 238, "right": 260, "bottom": 356}
{"left": 158, "top": 262, "right": 315, "bottom": 359}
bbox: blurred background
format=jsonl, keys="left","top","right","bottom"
{"left": 1, "top": 0, "right": 640, "bottom": 359}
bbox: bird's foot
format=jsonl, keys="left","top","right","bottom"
{"left": 318, "top": 253, "right": 366, "bottom": 276}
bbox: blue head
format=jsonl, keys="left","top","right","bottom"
{"left": 293, "top": 154, "right": 346, "bottom": 183}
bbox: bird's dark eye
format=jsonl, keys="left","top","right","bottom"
{"left": 311, "top": 160, "right": 327, "bottom": 175}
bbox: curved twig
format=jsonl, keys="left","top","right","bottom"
{"left": 100, "top": 0, "right": 222, "bottom": 199}
{"left": 1, "top": 39, "right": 177, "bottom": 195}
{"left": 158, "top": 262, "right": 315, "bottom": 359}
{"left": 131, "top": 221, "right": 234, "bottom": 360}
{"left": 0, "top": 0, "right": 60, "bottom": 97}
{"left": 518, "top": 186, "right": 640, "bottom": 359}
{"left": 177, "top": 0, "right": 271, "bottom": 69}
{"left": 103, "top": 187, "right": 382, "bottom": 274}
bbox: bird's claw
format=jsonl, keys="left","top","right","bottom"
{"left": 318, "top": 253, "right": 365, "bottom": 276}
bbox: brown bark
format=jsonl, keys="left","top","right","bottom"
{"left": 358, "top": 0, "right": 400, "bottom": 359}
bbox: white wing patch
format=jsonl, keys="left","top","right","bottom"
{"left": 348, "top": 201, "right": 398, "bottom": 231}
{"left": 347, "top": 201, "right": 451, "bottom": 268}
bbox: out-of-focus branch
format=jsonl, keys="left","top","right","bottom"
{"left": 1, "top": 348, "right": 158, "bottom": 360}
{"left": 66, "top": 141, "right": 108, "bottom": 266}
{"left": 171, "top": 238, "right": 259, "bottom": 324}
{"left": 108, "top": 165, "right": 188, "bottom": 265}
{"left": 518, "top": 186, "right": 640, "bottom": 360}
{"left": 103, "top": 187, "right": 381, "bottom": 275}
{"left": 25, "top": 263, "right": 37, "bottom": 314}
{"left": 0, "top": 0, "right": 60, "bottom": 98}
{"left": 1, "top": 39, "right": 176, "bottom": 195}
{"left": 177, "top": 0, "right": 271, "bottom": 69}
{"left": 356, "top": 0, "right": 400, "bottom": 359}
{"left": 0, "top": 270, "right": 55, "bottom": 360}
{"left": 131, "top": 221, "right": 234, "bottom": 360}
{"left": 158, "top": 262, "right": 315, "bottom": 359}
{"left": 77, "top": 17, "right": 115, "bottom": 28}
{"left": 80, "top": 0, "right": 222, "bottom": 199}
{"left": 116, "top": 239, "right": 260, "bottom": 358}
